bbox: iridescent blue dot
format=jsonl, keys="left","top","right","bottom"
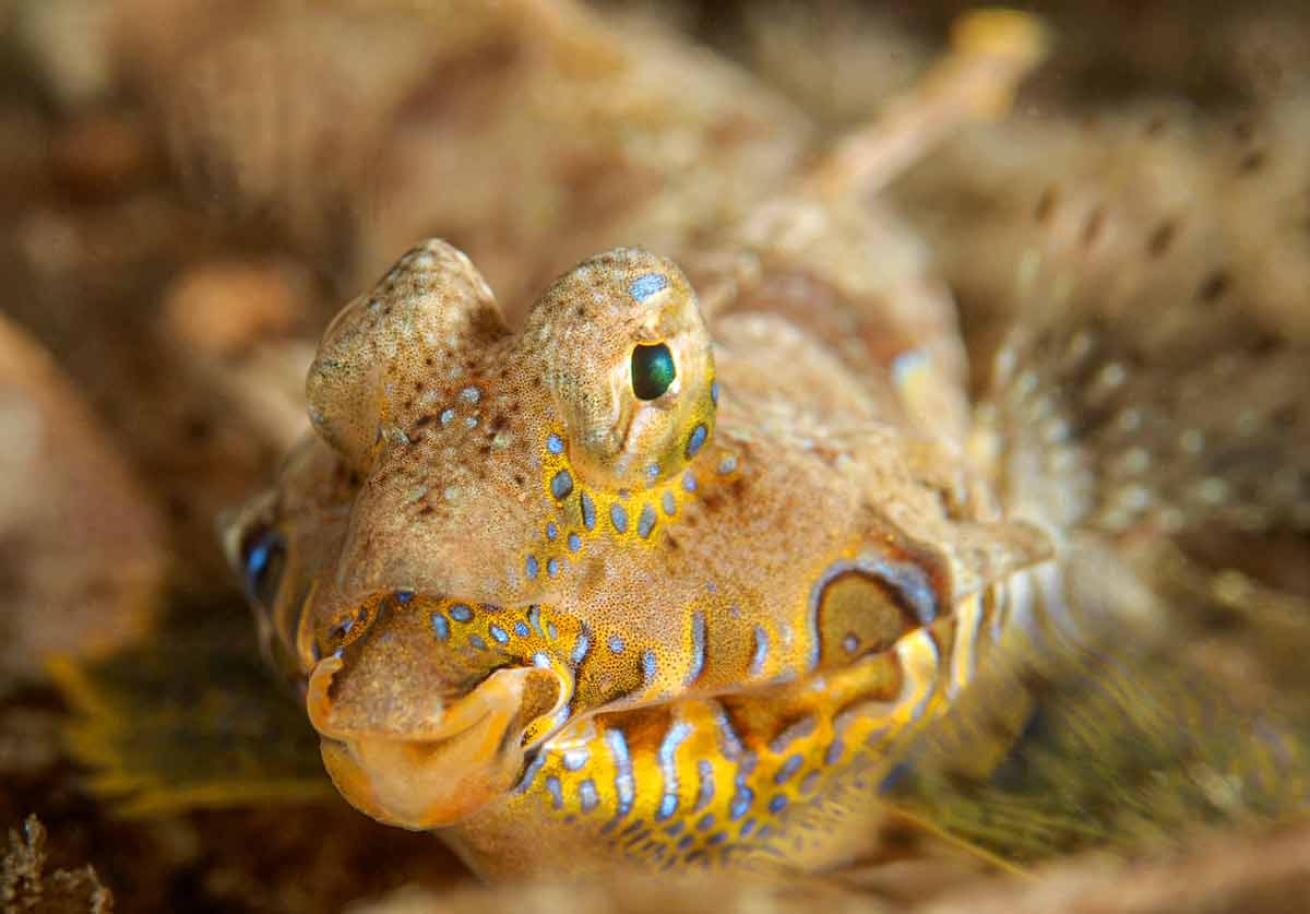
{"left": 662, "top": 491, "right": 677, "bottom": 517}
{"left": 469, "top": 634, "right": 488, "bottom": 651}
{"left": 550, "top": 470, "right": 573, "bottom": 500}
{"left": 628, "top": 272, "right": 668, "bottom": 302}
{"left": 546, "top": 522, "right": 558, "bottom": 540}
{"left": 768, "top": 795, "right": 788, "bottom": 814}
{"left": 610, "top": 502, "right": 628, "bottom": 534}
{"left": 449, "top": 603, "right": 473, "bottom": 622}
{"left": 740, "top": 818, "right": 756, "bottom": 838}
{"left": 547, "top": 558, "right": 561, "bottom": 578}
{"left": 775, "top": 755, "right": 803, "bottom": 784}
{"left": 657, "top": 795, "right": 678, "bottom": 821}
{"left": 682, "top": 472, "right": 697, "bottom": 493}
{"left": 567, "top": 532, "right": 581, "bottom": 552}
{"left": 489, "top": 624, "right": 509, "bottom": 644}
{"left": 824, "top": 740, "right": 845, "bottom": 766}
{"left": 580, "top": 492, "right": 596, "bottom": 531}
{"left": 394, "top": 589, "right": 414, "bottom": 604}
{"left": 430, "top": 613, "right": 449, "bottom": 641}
{"left": 546, "top": 433, "right": 565, "bottom": 454}
{"left": 609, "top": 634, "right": 625, "bottom": 654}
{"left": 696, "top": 814, "right": 716, "bottom": 832}
{"left": 525, "top": 555, "right": 539, "bottom": 579}
{"left": 717, "top": 456, "right": 737, "bottom": 475}
{"left": 686, "top": 424, "right": 707, "bottom": 458}
{"left": 729, "top": 789, "right": 753, "bottom": 820}
{"left": 638, "top": 503, "right": 657, "bottom": 539}
{"left": 710, "top": 380, "right": 719, "bottom": 405}
{"left": 514, "top": 621, "right": 530, "bottom": 638}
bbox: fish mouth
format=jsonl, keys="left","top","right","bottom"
{"left": 303, "top": 595, "right": 569, "bottom": 829}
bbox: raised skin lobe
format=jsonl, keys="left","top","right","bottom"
{"left": 237, "top": 239, "right": 1047, "bottom": 879}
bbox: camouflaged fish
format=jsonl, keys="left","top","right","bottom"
{"left": 52, "top": 5, "right": 1310, "bottom": 886}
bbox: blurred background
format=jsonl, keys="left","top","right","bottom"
{"left": 1, "top": 1, "right": 1308, "bottom": 911}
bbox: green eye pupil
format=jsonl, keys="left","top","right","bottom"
{"left": 631, "top": 343, "right": 676, "bottom": 400}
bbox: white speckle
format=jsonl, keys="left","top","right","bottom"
{"left": 1064, "top": 331, "right": 1094, "bottom": 366}
{"left": 1118, "top": 484, "right": 1152, "bottom": 511}
{"left": 492, "top": 431, "right": 513, "bottom": 450}
{"left": 465, "top": 416, "right": 479, "bottom": 429}
{"left": 447, "top": 365, "right": 465, "bottom": 380}
{"left": 443, "top": 486, "right": 462, "bottom": 502}
{"left": 1095, "top": 363, "right": 1127, "bottom": 389}
{"left": 440, "top": 408, "right": 455, "bottom": 426}
{"left": 460, "top": 386, "right": 482, "bottom": 404}
{"left": 404, "top": 485, "right": 429, "bottom": 503}
{"left": 1120, "top": 447, "right": 1150, "bottom": 474}
{"left": 1197, "top": 477, "right": 1229, "bottom": 505}
{"left": 1236, "top": 410, "right": 1261, "bottom": 437}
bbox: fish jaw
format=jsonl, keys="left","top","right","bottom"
{"left": 311, "top": 657, "right": 560, "bottom": 828}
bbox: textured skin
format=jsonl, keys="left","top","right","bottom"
{"left": 231, "top": 233, "right": 1051, "bottom": 880}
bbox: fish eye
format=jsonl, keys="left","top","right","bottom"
{"left": 240, "top": 526, "right": 287, "bottom": 609}
{"left": 631, "top": 342, "right": 676, "bottom": 401}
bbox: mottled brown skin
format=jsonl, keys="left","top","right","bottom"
{"left": 227, "top": 233, "right": 1051, "bottom": 879}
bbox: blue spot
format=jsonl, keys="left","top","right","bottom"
{"left": 710, "top": 380, "right": 719, "bottom": 405}
{"left": 546, "top": 522, "right": 558, "bottom": 540}
{"left": 528, "top": 605, "right": 543, "bottom": 636}
{"left": 459, "top": 386, "right": 481, "bottom": 404}
{"left": 740, "top": 818, "right": 756, "bottom": 838}
{"left": 394, "top": 589, "right": 414, "bottom": 604}
{"left": 646, "top": 463, "right": 660, "bottom": 483}
{"left": 717, "top": 456, "right": 737, "bottom": 474}
{"left": 550, "top": 470, "right": 573, "bottom": 500}
{"left": 775, "top": 755, "right": 803, "bottom": 784}
{"left": 729, "top": 788, "right": 753, "bottom": 820}
{"left": 563, "top": 749, "right": 590, "bottom": 771}
{"left": 685, "top": 612, "right": 706, "bottom": 685}
{"left": 547, "top": 622, "right": 559, "bottom": 640}
{"left": 571, "top": 629, "right": 590, "bottom": 664}
{"left": 677, "top": 835, "right": 694, "bottom": 851}
{"left": 697, "top": 814, "right": 716, "bottom": 832}
{"left": 843, "top": 633, "right": 859, "bottom": 654}
{"left": 686, "top": 424, "right": 708, "bottom": 458}
{"left": 638, "top": 504, "right": 657, "bottom": 538}
{"left": 514, "top": 621, "right": 530, "bottom": 638}
{"left": 489, "top": 624, "right": 509, "bottom": 644}
{"left": 516, "top": 752, "right": 547, "bottom": 793}
{"left": 628, "top": 272, "right": 668, "bottom": 302}
{"left": 579, "top": 779, "right": 598, "bottom": 812}
{"left": 610, "top": 502, "right": 628, "bottom": 534}
{"left": 547, "top": 558, "right": 561, "bottom": 578}
{"left": 449, "top": 603, "right": 473, "bottom": 623}
{"left": 608, "top": 634, "right": 625, "bottom": 654}
{"left": 662, "top": 491, "right": 677, "bottom": 517}
{"left": 430, "top": 613, "right": 449, "bottom": 641}
{"left": 657, "top": 794, "right": 679, "bottom": 821}
{"left": 768, "top": 795, "right": 788, "bottom": 814}
{"left": 641, "top": 650, "right": 658, "bottom": 683}
{"left": 800, "top": 771, "right": 820, "bottom": 794}
{"left": 580, "top": 492, "right": 596, "bottom": 531}
{"left": 879, "top": 761, "right": 912, "bottom": 794}
{"left": 525, "top": 555, "right": 539, "bottom": 579}
{"left": 750, "top": 625, "right": 769, "bottom": 675}
{"left": 824, "top": 740, "right": 845, "bottom": 766}
{"left": 682, "top": 472, "right": 697, "bottom": 493}
{"left": 469, "top": 634, "right": 488, "bottom": 651}
{"left": 546, "top": 433, "right": 565, "bottom": 454}
{"left": 708, "top": 832, "right": 727, "bottom": 847}
{"left": 546, "top": 776, "right": 563, "bottom": 809}
{"left": 567, "top": 532, "right": 581, "bottom": 553}
{"left": 664, "top": 821, "right": 684, "bottom": 837}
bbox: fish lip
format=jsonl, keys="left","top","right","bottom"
{"left": 307, "top": 652, "right": 567, "bottom": 828}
